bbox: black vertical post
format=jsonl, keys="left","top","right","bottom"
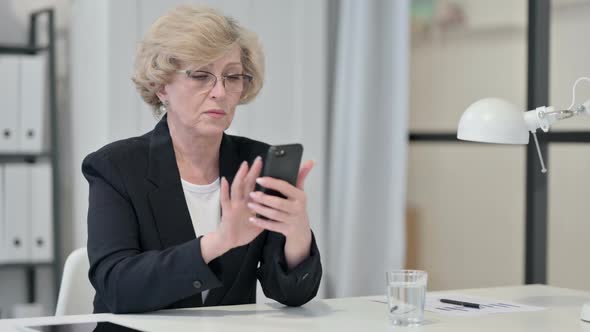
{"left": 26, "top": 11, "right": 40, "bottom": 305}
{"left": 46, "top": 9, "right": 61, "bottom": 301}
{"left": 28, "top": 13, "right": 37, "bottom": 48}
{"left": 525, "top": 0, "right": 550, "bottom": 284}
{"left": 26, "top": 267, "right": 36, "bottom": 303}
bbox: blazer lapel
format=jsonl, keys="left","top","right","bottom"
{"left": 146, "top": 116, "right": 196, "bottom": 247}
{"left": 218, "top": 133, "right": 242, "bottom": 184}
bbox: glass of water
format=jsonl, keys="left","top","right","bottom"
{"left": 386, "top": 270, "right": 428, "bottom": 326}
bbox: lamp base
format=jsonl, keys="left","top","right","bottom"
{"left": 581, "top": 303, "right": 590, "bottom": 322}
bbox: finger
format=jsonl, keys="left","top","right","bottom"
{"left": 220, "top": 176, "right": 230, "bottom": 206}
{"left": 231, "top": 161, "right": 248, "bottom": 200}
{"left": 296, "top": 160, "right": 314, "bottom": 190}
{"left": 249, "top": 216, "right": 287, "bottom": 235}
{"left": 255, "top": 177, "right": 300, "bottom": 200}
{"left": 243, "top": 156, "right": 263, "bottom": 192}
{"left": 220, "top": 176, "right": 230, "bottom": 209}
{"left": 249, "top": 191, "right": 293, "bottom": 213}
{"left": 247, "top": 202, "right": 289, "bottom": 223}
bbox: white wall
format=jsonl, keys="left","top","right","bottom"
{"left": 407, "top": 0, "right": 528, "bottom": 290}
{"left": 407, "top": 1, "right": 590, "bottom": 292}
{"left": 547, "top": 2, "right": 590, "bottom": 291}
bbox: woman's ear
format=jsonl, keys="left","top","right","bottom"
{"left": 155, "top": 85, "right": 168, "bottom": 102}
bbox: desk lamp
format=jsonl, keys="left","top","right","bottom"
{"left": 457, "top": 77, "right": 590, "bottom": 173}
{"left": 456, "top": 77, "right": 590, "bottom": 322}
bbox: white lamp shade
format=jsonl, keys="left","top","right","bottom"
{"left": 457, "top": 98, "right": 530, "bottom": 144}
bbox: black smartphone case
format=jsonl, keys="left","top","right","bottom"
{"left": 256, "top": 144, "right": 303, "bottom": 199}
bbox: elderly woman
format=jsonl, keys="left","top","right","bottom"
{"left": 82, "top": 5, "right": 322, "bottom": 314}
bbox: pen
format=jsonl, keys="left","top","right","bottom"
{"left": 440, "top": 298, "right": 481, "bottom": 309}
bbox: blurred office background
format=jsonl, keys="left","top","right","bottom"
{"left": 0, "top": 0, "right": 589, "bottom": 319}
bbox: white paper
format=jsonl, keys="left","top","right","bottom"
{"left": 425, "top": 293, "right": 545, "bottom": 316}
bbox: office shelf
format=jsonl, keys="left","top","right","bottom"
{"left": 0, "top": 154, "right": 51, "bottom": 163}
{"left": 0, "top": 8, "right": 61, "bottom": 306}
{"left": 0, "top": 46, "right": 47, "bottom": 55}
{"left": 0, "top": 263, "right": 53, "bottom": 269}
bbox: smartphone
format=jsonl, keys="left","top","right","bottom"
{"left": 256, "top": 144, "right": 303, "bottom": 199}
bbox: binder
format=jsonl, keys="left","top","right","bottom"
{"left": 3, "top": 164, "right": 31, "bottom": 262}
{"left": 30, "top": 162, "right": 53, "bottom": 263}
{"left": 0, "top": 56, "right": 20, "bottom": 152}
{"left": 19, "top": 54, "right": 48, "bottom": 153}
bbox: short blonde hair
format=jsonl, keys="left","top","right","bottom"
{"left": 132, "top": 5, "right": 265, "bottom": 116}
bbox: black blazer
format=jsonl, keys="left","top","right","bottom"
{"left": 82, "top": 116, "right": 322, "bottom": 314}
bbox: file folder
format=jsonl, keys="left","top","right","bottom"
{"left": 30, "top": 162, "right": 53, "bottom": 263}
{"left": 3, "top": 164, "right": 31, "bottom": 262}
{"left": 0, "top": 56, "right": 20, "bottom": 152}
{"left": 19, "top": 54, "right": 48, "bottom": 153}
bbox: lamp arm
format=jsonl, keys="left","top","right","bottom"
{"left": 531, "top": 132, "right": 547, "bottom": 173}
{"left": 523, "top": 107, "right": 565, "bottom": 174}
{"left": 524, "top": 106, "right": 575, "bottom": 133}
{"left": 523, "top": 106, "right": 576, "bottom": 174}
{"left": 567, "top": 77, "right": 590, "bottom": 111}
{"left": 522, "top": 76, "right": 590, "bottom": 132}
{"left": 573, "top": 99, "right": 590, "bottom": 117}
{"left": 523, "top": 107, "right": 555, "bottom": 132}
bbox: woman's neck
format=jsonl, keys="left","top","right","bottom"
{"left": 168, "top": 119, "right": 222, "bottom": 185}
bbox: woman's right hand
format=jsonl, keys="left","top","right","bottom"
{"left": 201, "top": 157, "right": 263, "bottom": 263}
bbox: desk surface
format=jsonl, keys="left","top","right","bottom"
{"left": 3, "top": 285, "right": 590, "bottom": 331}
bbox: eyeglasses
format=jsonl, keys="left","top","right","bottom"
{"left": 176, "top": 70, "right": 253, "bottom": 93}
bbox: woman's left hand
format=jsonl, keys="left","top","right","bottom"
{"left": 247, "top": 160, "right": 315, "bottom": 269}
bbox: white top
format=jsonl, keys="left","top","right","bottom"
{"left": 181, "top": 177, "right": 221, "bottom": 303}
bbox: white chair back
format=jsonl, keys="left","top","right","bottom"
{"left": 55, "top": 247, "right": 94, "bottom": 316}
